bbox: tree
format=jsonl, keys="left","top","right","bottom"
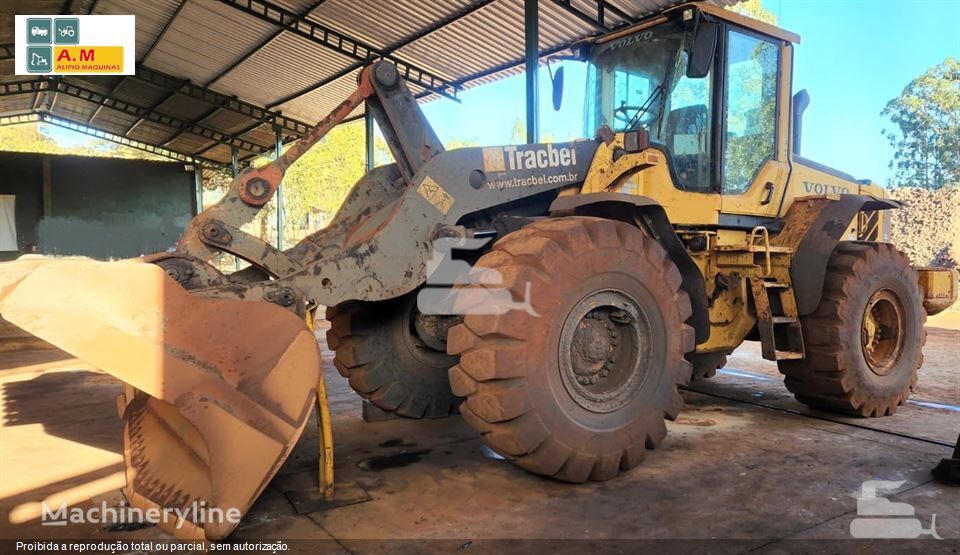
{"left": 281, "top": 120, "right": 367, "bottom": 232}
{"left": 509, "top": 117, "right": 526, "bottom": 144}
{"left": 881, "top": 58, "right": 959, "bottom": 189}
{"left": 718, "top": 1, "right": 778, "bottom": 193}
{"left": 729, "top": 0, "right": 777, "bottom": 25}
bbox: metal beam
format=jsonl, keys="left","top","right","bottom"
{"left": 161, "top": 105, "right": 219, "bottom": 148}
{"left": 548, "top": 0, "right": 636, "bottom": 31}
{"left": 141, "top": 0, "right": 188, "bottom": 62}
{"left": 124, "top": 89, "right": 177, "bottom": 135}
{"left": 266, "top": 64, "right": 355, "bottom": 110}
{"left": 214, "top": 0, "right": 459, "bottom": 101}
{"left": 86, "top": 83, "right": 115, "bottom": 123}
{"left": 234, "top": 109, "right": 365, "bottom": 165}
{"left": 449, "top": 2, "right": 638, "bottom": 93}
{"left": 274, "top": 125, "right": 284, "bottom": 250}
{"left": 96, "top": 0, "right": 187, "bottom": 127}
{"left": 191, "top": 118, "right": 268, "bottom": 158}
{"left": 37, "top": 113, "right": 226, "bottom": 165}
{"left": 50, "top": 79, "right": 274, "bottom": 154}
{"left": 0, "top": 79, "right": 50, "bottom": 96}
{"left": 135, "top": 66, "right": 313, "bottom": 137}
{"left": 454, "top": 42, "right": 574, "bottom": 89}
{"left": 0, "top": 57, "right": 313, "bottom": 141}
{"left": 206, "top": 0, "right": 329, "bottom": 87}
{"left": 525, "top": 0, "right": 539, "bottom": 144}
{"left": 0, "top": 113, "right": 41, "bottom": 126}
{"left": 265, "top": 0, "right": 494, "bottom": 109}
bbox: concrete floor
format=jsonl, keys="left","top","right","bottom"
{"left": 0, "top": 317, "right": 957, "bottom": 551}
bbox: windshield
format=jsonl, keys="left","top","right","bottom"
{"left": 584, "top": 19, "right": 714, "bottom": 192}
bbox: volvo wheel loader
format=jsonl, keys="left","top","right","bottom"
{"left": 1, "top": 1, "right": 957, "bottom": 541}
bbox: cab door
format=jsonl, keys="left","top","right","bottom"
{"left": 718, "top": 27, "right": 791, "bottom": 222}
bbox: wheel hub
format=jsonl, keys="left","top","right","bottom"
{"left": 861, "top": 289, "right": 905, "bottom": 376}
{"left": 412, "top": 311, "right": 459, "bottom": 353}
{"left": 559, "top": 290, "right": 651, "bottom": 413}
{"left": 570, "top": 313, "right": 621, "bottom": 384}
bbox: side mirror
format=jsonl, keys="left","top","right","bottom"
{"left": 687, "top": 20, "right": 718, "bottom": 79}
{"left": 550, "top": 66, "right": 565, "bottom": 111}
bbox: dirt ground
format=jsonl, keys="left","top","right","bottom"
{"left": 0, "top": 320, "right": 957, "bottom": 552}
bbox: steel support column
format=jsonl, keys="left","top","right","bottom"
{"left": 193, "top": 161, "right": 203, "bottom": 216}
{"left": 230, "top": 145, "right": 239, "bottom": 177}
{"left": 230, "top": 145, "right": 241, "bottom": 270}
{"left": 364, "top": 109, "right": 375, "bottom": 172}
{"left": 524, "top": 0, "right": 539, "bottom": 144}
{"left": 274, "top": 126, "right": 284, "bottom": 250}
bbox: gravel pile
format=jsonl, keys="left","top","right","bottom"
{"left": 887, "top": 185, "right": 960, "bottom": 312}
{"left": 888, "top": 185, "right": 960, "bottom": 269}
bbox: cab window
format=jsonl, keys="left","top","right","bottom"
{"left": 612, "top": 70, "right": 653, "bottom": 132}
{"left": 660, "top": 48, "right": 713, "bottom": 193}
{"left": 722, "top": 30, "right": 779, "bottom": 195}
{"left": 584, "top": 19, "right": 715, "bottom": 193}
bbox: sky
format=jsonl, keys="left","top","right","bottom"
{"left": 44, "top": 0, "right": 959, "bottom": 186}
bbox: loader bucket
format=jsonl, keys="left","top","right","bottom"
{"left": 0, "top": 258, "right": 320, "bottom": 540}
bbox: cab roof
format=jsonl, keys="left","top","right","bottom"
{"left": 585, "top": 1, "right": 801, "bottom": 47}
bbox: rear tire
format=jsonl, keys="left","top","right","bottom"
{"left": 687, "top": 351, "right": 729, "bottom": 380}
{"left": 778, "top": 242, "right": 925, "bottom": 417}
{"left": 326, "top": 292, "right": 459, "bottom": 418}
{"left": 447, "top": 217, "right": 695, "bottom": 482}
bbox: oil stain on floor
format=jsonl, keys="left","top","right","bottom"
{"left": 358, "top": 449, "right": 432, "bottom": 472}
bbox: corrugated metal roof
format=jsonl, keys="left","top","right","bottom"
{"left": 0, "top": 0, "right": 741, "bottom": 165}
{"left": 93, "top": 0, "right": 184, "bottom": 60}
{"left": 211, "top": 32, "right": 355, "bottom": 110}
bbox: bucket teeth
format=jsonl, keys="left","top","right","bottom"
{"left": 0, "top": 258, "right": 321, "bottom": 540}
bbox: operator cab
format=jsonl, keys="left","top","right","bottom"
{"left": 584, "top": 14, "right": 720, "bottom": 193}
{"left": 570, "top": 2, "right": 803, "bottom": 223}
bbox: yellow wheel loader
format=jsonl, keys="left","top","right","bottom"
{"left": 1, "top": 1, "right": 956, "bottom": 540}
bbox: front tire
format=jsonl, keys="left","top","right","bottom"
{"left": 447, "top": 217, "right": 695, "bottom": 482}
{"left": 778, "top": 242, "right": 925, "bottom": 417}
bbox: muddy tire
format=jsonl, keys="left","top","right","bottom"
{"left": 778, "top": 242, "right": 925, "bottom": 417}
{"left": 447, "top": 217, "right": 695, "bottom": 482}
{"left": 326, "top": 292, "right": 459, "bottom": 418}
{"left": 686, "top": 351, "right": 729, "bottom": 380}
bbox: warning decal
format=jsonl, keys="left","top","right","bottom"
{"left": 417, "top": 176, "right": 455, "bottom": 215}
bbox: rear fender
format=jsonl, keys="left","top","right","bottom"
{"left": 774, "top": 194, "right": 901, "bottom": 315}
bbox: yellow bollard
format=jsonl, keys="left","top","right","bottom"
{"left": 306, "top": 307, "right": 335, "bottom": 500}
